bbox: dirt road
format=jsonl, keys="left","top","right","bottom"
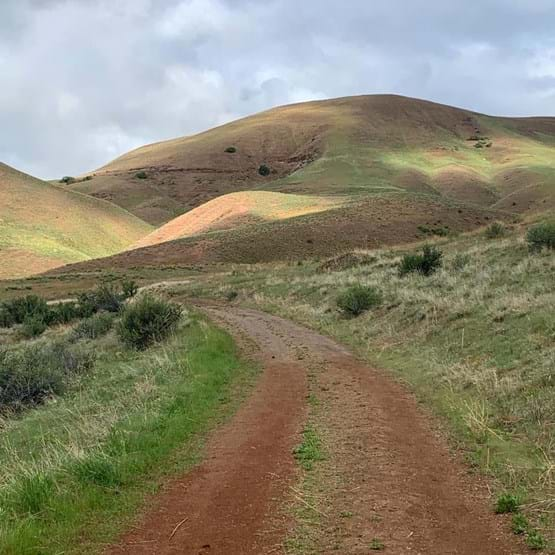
{"left": 107, "top": 306, "right": 523, "bottom": 554}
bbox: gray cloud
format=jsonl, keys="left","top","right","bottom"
{"left": 1, "top": 0, "right": 554, "bottom": 178}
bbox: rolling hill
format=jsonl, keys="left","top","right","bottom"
{"left": 72, "top": 94, "right": 555, "bottom": 227}
{"left": 0, "top": 162, "right": 152, "bottom": 278}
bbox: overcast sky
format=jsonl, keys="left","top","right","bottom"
{"left": 1, "top": 0, "right": 555, "bottom": 178}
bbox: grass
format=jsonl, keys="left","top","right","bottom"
{"left": 0, "top": 313, "right": 255, "bottom": 554}
{"left": 0, "top": 162, "right": 151, "bottom": 279}
{"left": 168, "top": 225, "right": 555, "bottom": 549}
{"left": 293, "top": 426, "right": 325, "bottom": 471}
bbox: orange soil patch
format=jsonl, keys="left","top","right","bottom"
{"left": 134, "top": 191, "right": 341, "bottom": 249}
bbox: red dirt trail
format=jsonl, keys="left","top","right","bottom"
{"left": 107, "top": 306, "right": 525, "bottom": 555}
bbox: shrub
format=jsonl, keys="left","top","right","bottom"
{"left": 0, "top": 340, "right": 95, "bottom": 412}
{"left": 71, "top": 313, "right": 114, "bottom": 340}
{"left": 258, "top": 164, "right": 271, "bottom": 176}
{"left": 224, "top": 146, "right": 237, "bottom": 153}
{"left": 135, "top": 171, "right": 148, "bottom": 179}
{"left": 495, "top": 493, "right": 520, "bottom": 514}
{"left": 20, "top": 316, "right": 48, "bottom": 339}
{"left": 50, "top": 301, "right": 82, "bottom": 325}
{"left": 59, "top": 176, "right": 76, "bottom": 184}
{"left": 526, "top": 221, "right": 555, "bottom": 252}
{"left": 0, "top": 295, "right": 51, "bottom": 328}
{"left": 121, "top": 279, "right": 139, "bottom": 299}
{"left": 117, "top": 296, "right": 182, "bottom": 350}
{"left": 337, "top": 285, "right": 382, "bottom": 317}
{"left": 398, "top": 245, "right": 443, "bottom": 277}
{"left": 78, "top": 284, "right": 122, "bottom": 314}
{"left": 225, "top": 290, "right": 238, "bottom": 302}
{"left": 485, "top": 221, "right": 506, "bottom": 239}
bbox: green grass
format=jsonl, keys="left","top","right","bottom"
{"left": 0, "top": 314, "right": 255, "bottom": 554}
{"left": 168, "top": 225, "right": 555, "bottom": 549}
{"left": 293, "top": 426, "right": 325, "bottom": 471}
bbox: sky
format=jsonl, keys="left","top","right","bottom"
{"left": 1, "top": 0, "right": 555, "bottom": 179}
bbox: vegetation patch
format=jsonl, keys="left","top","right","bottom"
{"left": 336, "top": 284, "right": 382, "bottom": 317}
{"left": 117, "top": 295, "right": 182, "bottom": 350}
{"left": 398, "top": 245, "right": 443, "bottom": 276}
{"left": 0, "top": 314, "right": 254, "bottom": 554}
{"left": 527, "top": 221, "right": 555, "bottom": 252}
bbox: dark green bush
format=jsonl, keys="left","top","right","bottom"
{"left": 78, "top": 284, "right": 122, "bottom": 314}
{"left": 0, "top": 295, "right": 51, "bottom": 328}
{"left": 258, "top": 164, "right": 271, "bottom": 176}
{"left": 526, "top": 221, "right": 555, "bottom": 252}
{"left": 484, "top": 221, "right": 506, "bottom": 239}
{"left": 0, "top": 340, "right": 95, "bottom": 412}
{"left": 336, "top": 285, "right": 382, "bottom": 317}
{"left": 71, "top": 313, "right": 114, "bottom": 341}
{"left": 20, "top": 316, "right": 48, "bottom": 339}
{"left": 117, "top": 295, "right": 182, "bottom": 350}
{"left": 224, "top": 146, "right": 237, "bottom": 153}
{"left": 135, "top": 171, "right": 148, "bottom": 179}
{"left": 225, "top": 290, "right": 238, "bottom": 302}
{"left": 59, "top": 176, "right": 76, "bottom": 184}
{"left": 398, "top": 245, "right": 443, "bottom": 277}
{"left": 50, "top": 301, "right": 82, "bottom": 324}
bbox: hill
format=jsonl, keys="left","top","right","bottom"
{"left": 0, "top": 162, "right": 152, "bottom": 278}
{"left": 72, "top": 95, "right": 555, "bottom": 226}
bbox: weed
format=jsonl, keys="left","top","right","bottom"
{"left": 526, "top": 529, "right": 546, "bottom": 550}
{"left": 369, "top": 538, "right": 385, "bottom": 550}
{"left": 495, "top": 493, "right": 520, "bottom": 514}
{"left": 336, "top": 285, "right": 382, "bottom": 317}
{"left": 511, "top": 513, "right": 529, "bottom": 535}
{"left": 293, "top": 426, "right": 324, "bottom": 471}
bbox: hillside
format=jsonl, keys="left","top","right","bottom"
{"left": 73, "top": 95, "right": 555, "bottom": 226}
{"left": 0, "top": 162, "right": 152, "bottom": 278}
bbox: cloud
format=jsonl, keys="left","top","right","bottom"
{"left": 0, "top": 0, "right": 554, "bottom": 178}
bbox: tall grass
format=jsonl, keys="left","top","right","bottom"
{"left": 0, "top": 316, "right": 254, "bottom": 554}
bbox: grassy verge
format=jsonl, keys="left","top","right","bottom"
{"left": 0, "top": 315, "right": 255, "bottom": 554}
{"left": 170, "top": 228, "right": 554, "bottom": 549}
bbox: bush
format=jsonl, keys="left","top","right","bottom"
{"left": 258, "top": 164, "right": 271, "bottom": 176}
{"left": 78, "top": 284, "right": 122, "bottom": 314}
{"left": 135, "top": 171, "right": 148, "bottom": 179}
{"left": 59, "top": 176, "right": 76, "bottom": 184}
{"left": 0, "top": 340, "right": 95, "bottom": 412}
{"left": 20, "top": 316, "right": 48, "bottom": 339}
{"left": 117, "top": 296, "right": 182, "bottom": 350}
{"left": 71, "top": 313, "right": 114, "bottom": 341}
{"left": 225, "top": 290, "right": 238, "bottom": 302}
{"left": 0, "top": 295, "right": 51, "bottom": 328}
{"left": 224, "top": 146, "right": 237, "bottom": 153}
{"left": 398, "top": 245, "right": 443, "bottom": 277}
{"left": 49, "top": 301, "right": 82, "bottom": 325}
{"left": 526, "top": 221, "right": 555, "bottom": 252}
{"left": 121, "top": 279, "right": 139, "bottom": 299}
{"left": 484, "top": 221, "right": 506, "bottom": 239}
{"left": 336, "top": 285, "right": 382, "bottom": 317}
